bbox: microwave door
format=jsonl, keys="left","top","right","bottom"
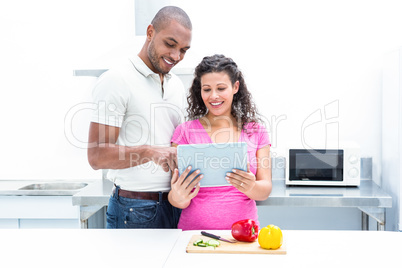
{"left": 289, "top": 149, "right": 343, "bottom": 182}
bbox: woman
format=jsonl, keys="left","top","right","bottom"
{"left": 168, "top": 54, "right": 272, "bottom": 230}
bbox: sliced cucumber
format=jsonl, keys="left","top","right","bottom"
{"left": 193, "top": 239, "right": 203, "bottom": 246}
{"left": 207, "top": 239, "right": 221, "bottom": 247}
{"left": 193, "top": 238, "right": 221, "bottom": 248}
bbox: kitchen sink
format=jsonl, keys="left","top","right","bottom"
{"left": 17, "top": 182, "right": 88, "bottom": 196}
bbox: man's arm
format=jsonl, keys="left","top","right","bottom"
{"left": 87, "top": 122, "right": 177, "bottom": 172}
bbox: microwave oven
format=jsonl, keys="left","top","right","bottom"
{"left": 285, "top": 147, "right": 360, "bottom": 186}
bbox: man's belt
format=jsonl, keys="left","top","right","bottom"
{"left": 114, "top": 188, "right": 168, "bottom": 201}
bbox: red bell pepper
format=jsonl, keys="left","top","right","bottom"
{"left": 231, "top": 219, "right": 259, "bottom": 242}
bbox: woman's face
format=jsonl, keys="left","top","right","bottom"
{"left": 200, "top": 72, "right": 239, "bottom": 118}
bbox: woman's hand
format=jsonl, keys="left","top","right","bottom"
{"left": 168, "top": 166, "right": 203, "bottom": 209}
{"left": 225, "top": 163, "right": 256, "bottom": 193}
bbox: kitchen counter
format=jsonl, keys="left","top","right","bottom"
{"left": 0, "top": 180, "right": 96, "bottom": 228}
{"left": 166, "top": 230, "right": 402, "bottom": 268}
{"left": 0, "top": 180, "right": 39, "bottom": 192}
{"left": 258, "top": 179, "right": 392, "bottom": 230}
{"left": 72, "top": 178, "right": 392, "bottom": 230}
{"left": 0, "top": 229, "right": 400, "bottom": 268}
{"left": 0, "top": 179, "right": 94, "bottom": 196}
{"left": 72, "top": 178, "right": 392, "bottom": 208}
{"left": 0, "top": 178, "right": 391, "bottom": 230}
{"left": 71, "top": 178, "right": 113, "bottom": 206}
{"left": 0, "top": 229, "right": 182, "bottom": 268}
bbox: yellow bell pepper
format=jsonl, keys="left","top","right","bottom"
{"left": 258, "top": 224, "right": 283, "bottom": 249}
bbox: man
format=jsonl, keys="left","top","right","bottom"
{"left": 87, "top": 6, "right": 192, "bottom": 228}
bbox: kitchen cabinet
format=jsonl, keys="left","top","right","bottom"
{"left": 0, "top": 219, "right": 18, "bottom": 228}
{"left": 0, "top": 180, "right": 105, "bottom": 229}
{"left": 0, "top": 196, "right": 80, "bottom": 228}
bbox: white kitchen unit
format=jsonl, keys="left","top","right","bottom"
{"left": 0, "top": 196, "right": 80, "bottom": 228}
{"left": 0, "top": 229, "right": 182, "bottom": 268}
{"left": 0, "top": 229, "right": 400, "bottom": 268}
{"left": 382, "top": 47, "right": 402, "bottom": 231}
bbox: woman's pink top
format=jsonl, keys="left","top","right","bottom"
{"left": 171, "top": 119, "right": 270, "bottom": 230}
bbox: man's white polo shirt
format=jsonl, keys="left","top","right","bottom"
{"left": 91, "top": 55, "right": 186, "bottom": 191}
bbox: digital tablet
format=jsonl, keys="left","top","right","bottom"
{"left": 177, "top": 142, "right": 248, "bottom": 187}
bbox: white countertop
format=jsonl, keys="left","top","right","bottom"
{"left": 167, "top": 230, "right": 402, "bottom": 268}
{"left": 0, "top": 229, "right": 181, "bottom": 268}
{"left": 1, "top": 229, "right": 400, "bottom": 268}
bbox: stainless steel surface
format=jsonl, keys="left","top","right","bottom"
{"left": 0, "top": 178, "right": 390, "bottom": 230}
{"left": 362, "top": 212, "right": 369, "bottom": 230}
{"left": 256, "top": 179, "right": 392, "bottom": 208}
{"left": 72, "top": 179, "right": 392, "bottom": 208}
{"left": 18, "top": 182, "right": 87, "bottom": 190}
{"left": 71, "top": 179, "right": 113, "bottom": 228}
{"left": 377, "top": 221, "right": 385, "bottom": 231}
{"left": 73, "top": 69, "right": 108, "bottom": 77}
{"left": 256, "top": 179, "right": 392, "bottom": 231}
{"left": 0, "top": 180, "right": 91, "bottom": 196}
{"left": 358, "top": 207, "right": 386, "bottom": 223}
{"left": 72, "top": 179, "right": 113, "bottom": 206}
{"left": 16, "top": 182, "right": 88, "bottom": 196}
{"left": 70, "top": 178, "right": 392, "bottom": 230}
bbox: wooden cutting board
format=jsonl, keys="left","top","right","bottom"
{"left": 186, "top": 234, "right": 287, "bottom": 254}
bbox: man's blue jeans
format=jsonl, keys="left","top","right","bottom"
{"left": 106, "top": 185, "right": 181, "bottom": 229}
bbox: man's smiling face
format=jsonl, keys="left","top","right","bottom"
{"left": 147, "top": 20, "right": 192, "bottom": 75}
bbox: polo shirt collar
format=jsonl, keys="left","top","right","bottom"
{"left": 130, "top": 55, "right": 172, "bottom": 80}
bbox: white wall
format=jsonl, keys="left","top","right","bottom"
{"left": 382, "top": 48, "right": 402, "bottom": 231}
{"left": 1, "top": 0, "right": 402, "bottom": 229}
{"left": 0, "top": 0, "right": 135, "bottom": 180}
{"left": 174, "top": 0, "right": 402, "bottom": 185}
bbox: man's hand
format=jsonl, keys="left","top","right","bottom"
{"left": 145, "top": 146, "right": 178, "bottom": 172}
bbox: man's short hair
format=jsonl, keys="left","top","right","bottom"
{"left": 151, "top": 6, "right": 192, "bottom": 32}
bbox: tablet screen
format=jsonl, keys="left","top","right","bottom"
{"left": 177, "top": 142, "right": 248, "bottom": 187}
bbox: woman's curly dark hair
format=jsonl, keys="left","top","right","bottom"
{"left": 186, "top": 54, "right": 261, "bottom": 130}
